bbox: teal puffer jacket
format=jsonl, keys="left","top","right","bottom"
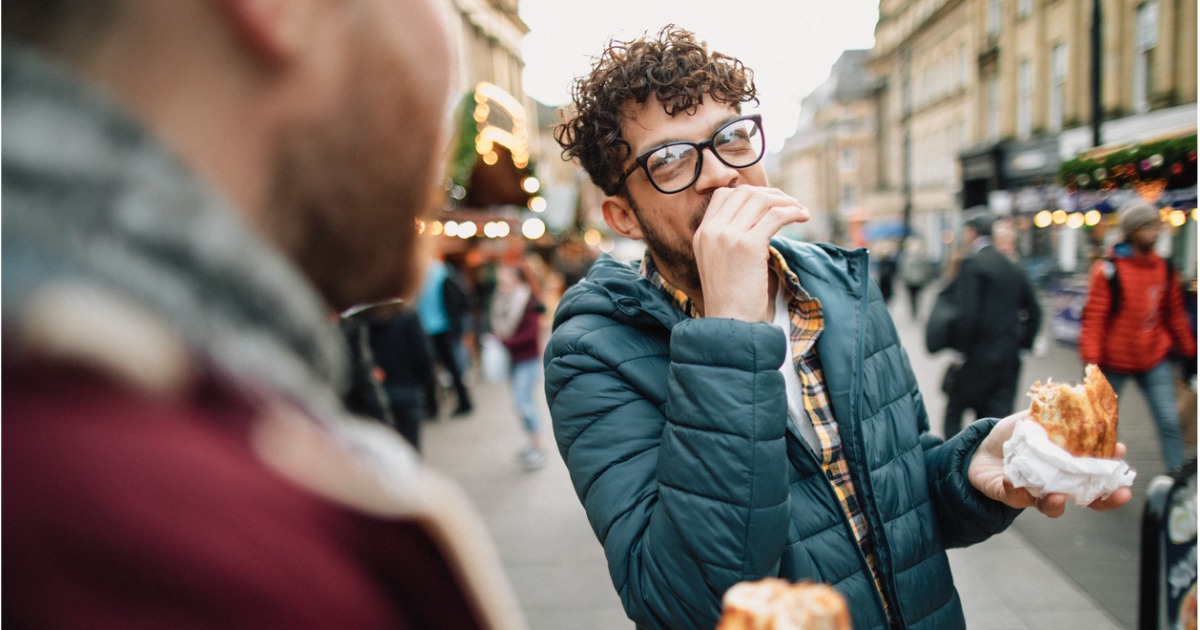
{"left": 544, "top": 238, "right": 1020, "bottom": 630}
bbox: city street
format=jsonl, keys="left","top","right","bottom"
{"left": 422, "top": 285, "right": 1179, "bottom": 629}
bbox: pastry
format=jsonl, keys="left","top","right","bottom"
{"left": 715, "top": 577, "right": 851, "bottom": 630}
{"left": 1027, "top": 364, "right": 1119, "bottom": 458}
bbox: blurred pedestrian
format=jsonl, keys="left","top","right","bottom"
{"left": 365, "top": 301, "right": 437, "bottom": 452}
{"left": 874, "top": 245, "right": 897, "bottom": 305}
{"left": 898, "top": 237, "right": 934, "bottom": 320}
{"left": 2, "top": 1, "right": 522, "bottom": 627}
{"left": 489, "top": 264, "right": 547, "bottom": 470}
{"left": 1079, "top": 202, "right": 1196, "bottom": 472}
{"left": 943, "top": 210, "right": 1043, "bottom": 438}
{"left": 339, "top": 309, "right": 396, "bottom": 427}
{"left": 416, "top": 256, "right": 474, "bottom": 417}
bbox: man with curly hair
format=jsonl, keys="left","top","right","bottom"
{"left": 544, "top": 26, "right": 1129, "bottom": 630}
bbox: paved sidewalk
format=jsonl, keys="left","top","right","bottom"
{"left": 421, "top": 294, "right": 1124, "bottom": 629}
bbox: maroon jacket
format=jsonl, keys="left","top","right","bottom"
{"left": 4, "top": 352, "right": 522, "bottom": 629}
{"left": 498, "top": 299, "right": 543, "bottom": 364}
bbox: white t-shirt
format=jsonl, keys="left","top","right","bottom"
{"left": 770, "top": 287, "right": 820, "bottom": 452}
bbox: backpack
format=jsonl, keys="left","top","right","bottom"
{"left": 1102, "top": 256, "right": 1175, "bottom": 316}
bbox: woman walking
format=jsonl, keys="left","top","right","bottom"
{"left": 489, "top": 264, "right": 547, "bottom": 470}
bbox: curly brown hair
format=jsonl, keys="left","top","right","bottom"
{"left": 555, "top": 26, "right": 758, "bottom": 196}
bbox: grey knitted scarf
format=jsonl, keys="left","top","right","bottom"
{"left": 2, "top": 44, "right": 349, "bottom": 413}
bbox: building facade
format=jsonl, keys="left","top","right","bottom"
{"left": 784, "top": 0, "right": 1196, "bottom": 274}
{"left": 772, "top": 51, "right": 883, "bottom": 246}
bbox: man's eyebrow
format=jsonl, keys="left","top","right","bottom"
{"left": 634, "top": 115, "right": 741, "bottom": 156}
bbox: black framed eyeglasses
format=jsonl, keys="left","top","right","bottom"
{"left": 613, "top": 114, "right": 765, "bottom": 195}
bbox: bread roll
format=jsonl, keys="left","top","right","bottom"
{"left": 1027, "top": 364, "right": 1119, "bottom": 458}
{"left": 715, "top": 578, "right": 851, "bottom": 630}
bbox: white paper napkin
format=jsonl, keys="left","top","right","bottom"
{"left": 1003, "top": 418, "right": 1136, "bottom": 507}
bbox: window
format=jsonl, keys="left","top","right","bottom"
{"left": 1049, "top": 43, "right": 1067, "bottom": 132}
{"left": 840, "top": 148, "right": 858, "bottom": 172}
{"left": 842, "top": 184, "right": 856, "bottom": 207}
{"left": 1017, "top": 60, "right": 1033, "bottom": 139}
{"left": 987, "top": 0, "right": 1003, "bottom": 38}
{"left": 1018, "top": 0, "right": 1033, "bottom": 18}
{"left": 1133, "top": 1, "right": 1159, "bottom": 113}
{"left": 987, "top": 75, "right": 1001, "bottom": 142}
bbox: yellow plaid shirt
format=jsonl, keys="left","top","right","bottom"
{"left": 640, "top": 249, "right": 893, "bottom": 620}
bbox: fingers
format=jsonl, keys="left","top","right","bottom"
{"left": 1113, "top": 442, "right": 1127, "bottom": 458}
{"left": 1033, "top": 493, "right": 1067, "bottom": 518}
{"left": 700, "top": 186, "right": 809, "bottom": 237}
{"left": 1088, "top": 487, "right": 1133, "bottom": 511}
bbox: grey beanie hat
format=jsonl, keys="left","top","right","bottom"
{"left": 1118, "top": 202, "right": 1160, "bottom": 237}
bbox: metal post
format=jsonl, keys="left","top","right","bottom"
{"left": 1091, "top": 0, "right": 1104, "bottom": 148}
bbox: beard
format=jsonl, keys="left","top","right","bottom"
{"left": 628, "top": 194, "right": 708, "bottom": 295}
{"left": 264, "top": 10, "right": 448, "bottom": 312}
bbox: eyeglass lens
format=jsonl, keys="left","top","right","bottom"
{"left": 644, "top": 117, "right": 763, "bottom": 193}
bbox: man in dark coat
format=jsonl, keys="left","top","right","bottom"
{"left": 944, "top": 210, "right": 1043, "bottom": 438}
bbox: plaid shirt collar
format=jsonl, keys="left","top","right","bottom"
{"left": 639, "top": 247, "right": 811, "bottom": 317}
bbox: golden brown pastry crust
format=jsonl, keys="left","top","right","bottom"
{"left": 1028, "top": 364, "right": 1119, "bottom": 458}
{"left": 715, "top": 578, "right": 852, "bottom": 630}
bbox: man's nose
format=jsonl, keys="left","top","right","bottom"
{"left": 693, "top": 147, "right": 740, "bottom": 192}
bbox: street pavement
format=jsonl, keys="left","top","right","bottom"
{"left": 420, "top": 286, "right": 1171, "bottom": 629}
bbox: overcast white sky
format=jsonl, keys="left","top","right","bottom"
{"left": 518, "top": 0, "right": 881, "bottom": 153}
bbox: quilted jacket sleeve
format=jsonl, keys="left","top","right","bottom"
{"left": 545, "top": 316, "right": 792, "bottom": 629}
{"left": 924, "top": 418, "right": 1022, "bottom": 548}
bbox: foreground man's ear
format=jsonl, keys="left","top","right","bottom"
{"left": 601, "top": 195, "right": 645, "bottom": 241}
{"left": 211, "top": 0, "right": 310, "bottom": 65}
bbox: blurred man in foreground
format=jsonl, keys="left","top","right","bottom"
{"left": 3, "top": 1, "right": 523, "bottom": 627}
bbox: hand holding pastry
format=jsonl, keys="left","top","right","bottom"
{"left": 970, "top": 365, "right": 1135, "bottom": 515}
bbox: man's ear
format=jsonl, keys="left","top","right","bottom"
{"left": 601, "top": 195, "right": 644, "bottom": 241}
{"left": 211, "top": 0, "right": 306, "bottom": 65}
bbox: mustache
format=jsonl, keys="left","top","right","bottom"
{"left": 689, "top": 196, "right": 711, "bottom": 233}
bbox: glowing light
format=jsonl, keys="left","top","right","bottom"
{"left": 1052, "top": 210, "right": 1068, "bottom": 225}
{"left": 415, "top": 219, "right": 427, "bottom": 235}
{"left": 1034, "top": 211, "right": 1053, "bottom": 228}
{"left": 1066, "top": 213, "right": 1085, "bottom": 229}
{"left": 482, "top": 151, "right": 498, "bottom": 166}
{"left": 457, "top": 221, "right": 477, "bottom": 239}
{"left": 1192, "top": 208, "right": 1198, "bottom": 222}
{"left": 528, "top": 196, "right": 547, "bottom": 213}
{"left": 522, "top": 218, "right": 546, "bottom": 240}
{"left": 482, "top": 221, "right": 511, "bottom": 238}
{"left": 1170, "top": 210, "right": 1187, "bottom": 227}
{"left": 521, "top": 176, "right": 541, "bottom": 194}
{"left": 1084, "top": 210, "right": 1102, "bottom": 226}
{"left": 473, "top": 103, "right": 490, "bottom": 123}
{"left": 599, "top": 239, "right": 615, "bottom": 253}
{"left": 583, "top": 229, "right": 602, "bottom": 246}
{"left": 443, "top": 220, "right": 459, "bottom": 237}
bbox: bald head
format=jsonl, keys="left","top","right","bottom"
{"left": 6, "top": 0, "right": 458, "bottom": 310}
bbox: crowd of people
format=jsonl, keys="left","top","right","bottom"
{"left": 4, "top": 4, "right": 1191, "bottom": 629}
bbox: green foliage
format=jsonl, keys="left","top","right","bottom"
{"left": 1060, "top": 134, "right": 1197, "bottom": 191}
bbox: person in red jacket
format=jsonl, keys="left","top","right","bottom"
{"left": 1079, "top": 201, "right": 1197, "bottom": 473}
